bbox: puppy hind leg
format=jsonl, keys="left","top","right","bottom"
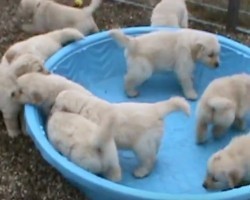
{"left": 125, "top": 61, "right": 153, "bottom": 98}
{"left": 133, "top": 139, "right": 158, "bottom": 178}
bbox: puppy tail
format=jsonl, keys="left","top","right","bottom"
{"left": 208, "top": 97, "right": 235, "bottom": 112}
{"left": 49, "top": 28, "right": 84, "bottom": 45}
{"left": 84, "top": 0, "right": 102, "bottom": 15}
{"left": 155, "top": 97, "right": 190, "bottom": 119}
{"left": 94, "top": 111, "right": 117, "bottom": 148}
{"left": 109, "top": 29, "right": 135, "bottom": 50}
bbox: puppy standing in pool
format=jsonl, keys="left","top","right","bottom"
{"left": 47, "top": 110, "right": 121, "bottom": 182}
{"left": 17, "top": 0, "right": 102, "bottom": 35}
{"left": 151, "top": 0, "right": 188, "bottom": 28}
{"left": 110, "top": 28, "right": 220, "bottom": 100}
{"left": 203, "top": 133, "right": 250, "bottom": 190}
{"left": 52, "top": 90, "right": 190, "bottom": 178}
{"left": 196, "top": 73, "right": 250, "bottom": 144}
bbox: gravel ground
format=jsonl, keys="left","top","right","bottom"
{"left": 0, "top": 1, "right": 249, "bottom": 200}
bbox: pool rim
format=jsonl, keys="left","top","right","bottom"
{"left": 25, "top": 26, "right": 250, "bottom": 200}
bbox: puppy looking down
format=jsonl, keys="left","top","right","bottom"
{"left": 2, "top": 28, "right": 84, "bottom": 65}
{"left": 17, "top": 0, "right": 101, "bottom": 35}
{"left": 47, "top": 110, "right": 121, "bottom": 182}
{"left": 151, "top": 0, "right": 188, "bottom": 28}
{"left": 196, "top": 73, "right": 250, "bottom": 144}
{"left": 52, "top": 90, "right": 190, "bottom": 178}
{"left": 203, "top": 134, "right": 250, "bottom": 191}
{"left": 0, "top": 54, "right": 49, "bottom": 138}
{"left": 11, "top": 72, "right": 92, "bottom": 115}
{"left": 110, "top": 28, "right": 220, "bottom": 100}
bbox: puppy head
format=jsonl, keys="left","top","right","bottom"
{"left": 17, "top": 0, "right": 41, "bottom": 18}
{"left": 11, "top": 54, "right": 50, "bottom": 77}
{"left": 11, "top": 74, "right": 45, "bottom": 105}
{"left": 203, "top": 150, "right": 243, "bottom": 190}
{"left": 192, "top": 34, "right": 220, "bottom": 68}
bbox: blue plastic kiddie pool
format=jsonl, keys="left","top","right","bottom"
{"left": 24, "top": 27, "right": 250, "bottom": 200}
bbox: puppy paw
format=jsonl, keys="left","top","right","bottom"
{"left": 184, "top": 90, "right": 198, "bottom": 100}
{"left": 196, "top": 137, "right": 207, "bottom": 145}
{"left": 8, "top": 130, "right": 21, "bottom": 138}
{"left": 133, "top": 167, "right": 150, "bottom": 178}
{"left": 106, "top": 167, "right": 122, "bottom": 182}
{"left": 126, "top": 90, "right": 139, "bottom": 98}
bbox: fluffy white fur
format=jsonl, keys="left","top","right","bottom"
{"left": 2, "top": 28, "right": 84, "bottom": 65}
{"left": 109, "top": 28, "right": 220, "bottom": 100}
{"left": 0, "top": 54, "right": 49, "bottom": 138}
{"left": 203, "top": 134, "right": 250, "bottom": 190}
{"left": 52, "top": 90, "right": 190, "bottom": 178}
{"left": 196, "top": 73, "right": 250, "bottom": 144}
{"left": 47, "top": 110, "right": 121, "bottom": 181}
{"left": 151, "top": 0, "right": 188, "bottom": 28}
{"left": 17, "top": 0, "right": 101, "bottom": 35}
{"left": 11, "top": 72, "right": 92, "bottom": 115}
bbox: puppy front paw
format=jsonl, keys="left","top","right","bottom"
{"left": 126, "top": 89, "right": 139, "bottom": 98}
{"left": 106, "top": 167, "right": 122, "bottom": 182}
{"left": 196, "top": 134, "right": 207, "bottom": 145}
{"left": 133, "top": 166, "right": 150, "bottom": 178}
{"left": 184, "top": 90, "right": 198, "bottom": 100}
{"left": 8, "top": 130, "right": 21, "bottom": 138}
{"left": 233, "top": 118, "right": 246, "bottom": 131}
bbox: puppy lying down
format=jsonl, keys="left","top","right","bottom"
{"left": 0, "top": 54, "right": 48, "bottom": 138}
{"left": 151, "top": 0, "right": 188, "bottom": 28}
{"left": 196, "top": 73, "right": 250, "bottom": 144}
{"left": 47, "top": 110, "right": 121, "bottom": 181}
{"left": 11, "top": 72, "right": 92, "bottom": 115}
{"left": 203, "top": 134, "right": 250, "bottom": 190}
{"left": 17, "top": 0, "right": 101, "bottom": 35}
{"left": 110, "top": 28, "right": 220, "bottom": 100}
{"left": 2, "top": 28, "right": 83, "bottom": 65}
{"left": 53, "top": 90, "right": 190, "bottom": 178}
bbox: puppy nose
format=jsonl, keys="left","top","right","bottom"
{"left": 214, "top": 62, "right": 219, "bottom": 68}
{"left": 203, "top": 182, "right": 208, "bottom": 189}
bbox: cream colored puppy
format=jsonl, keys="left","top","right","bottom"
{"left": 110, "top": 29, "right": 220, "bottom": 100}
{"left": 7, "top": 53, "right": 49, "bottom": 76}
{"left": 17, "top": 0, "right": 101, "bottom": 35}
{"left": 0, "top": 55, "right": 49, "bottom": 138}
{"left": 47, "top": 110, "right": 121, "bottom": 181}
{"left": 52, "top": 90, "right": 190, "bottom": 178}
{"left": 151, "top": 0, "right": 188, "bottom": 28}
{"left": 11, "top": 72, "right": 92, "bottom": 115}
{"left": 203, "top": 134, "right": 250, "bottom": 190}
{"left": 2, "top": 28, "right": 84, "bottom": 65}
{"left": 196, "top": 73, "right": 250, "bottom": 144}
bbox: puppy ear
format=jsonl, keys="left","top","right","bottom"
{"left": 227, "top": 170, "right": 241, "bottom": 189}
{"left": 192, "top": 42, "right": 204, "bottom": 60}
{"left": 31, "top": 91, "right": 42, "bottom": 103}
{"left": 5, "top": 49, "right": 17, "bottom": 63}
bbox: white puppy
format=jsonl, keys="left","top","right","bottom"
{"left": 2, "top": 28, "right": 84, "bottom": 65}
{"left": 0, "top": 54, "right": 50, "bottom": 138}
{"left": 11, "top": 72, "right": 92, "bottom": 115}
{"left": 47, "top": 110, "right": 121, "bottom": 181}
{"left": 52, "top": 90, "right": 190, "bottom": 178}
{"left": 196, "top": 73, "right": 250, "bottom": 144}
{"left": 110, "top": 29, "right": 220, "bottom": 100}
{"left": 151, "top": 0, "right": 188, "bottom": 28}
{"left": 203, "top": 134, "right": 250, "bottom": 190}
{"left": 17, "top": 0, "right": 101, "bottom": 35}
